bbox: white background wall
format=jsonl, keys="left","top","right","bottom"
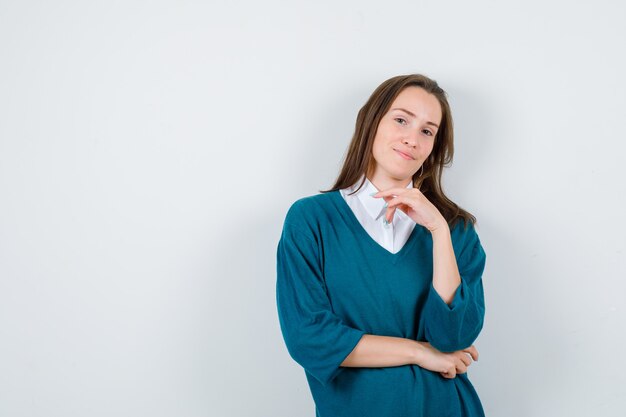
{"left": 1, "top": 1, "right": 625, "bottom": 416}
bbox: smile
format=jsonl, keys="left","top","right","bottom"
{"left": 394, "top": 149, "right": 414, "bottom": 160}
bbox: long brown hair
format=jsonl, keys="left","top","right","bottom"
{"left": 320, "top": 73, "right": 476, "bottom": 230}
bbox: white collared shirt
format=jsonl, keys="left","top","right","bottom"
{"left": 339, "top": 175, "right": 416, "bottom": 254}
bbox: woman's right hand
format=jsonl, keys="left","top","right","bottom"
{"left": 415, "top": 341, "right": 479, "bottom": 379}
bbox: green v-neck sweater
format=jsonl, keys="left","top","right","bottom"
{"left": 276, "top": 190, "right": 487, "bottom": 417}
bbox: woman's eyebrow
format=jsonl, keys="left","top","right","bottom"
{"left": 391, "top": 107, "right": 439, "bottom": 128}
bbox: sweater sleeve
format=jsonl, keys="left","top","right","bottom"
{"left": 276, "top": 221, "right": 366, "bottom": 387}
{"left": 420, "top": 221, "right": 487, "bottom": 352}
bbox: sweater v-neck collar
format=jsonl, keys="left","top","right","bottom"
{"left": 330, "top": 190, "right": 425, "bottom": 264}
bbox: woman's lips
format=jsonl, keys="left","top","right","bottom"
{"left": 394, "top": 149, "right": 414, "bottom": 160}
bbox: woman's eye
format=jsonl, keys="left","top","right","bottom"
{"left": 394, "top": 117, "right": 407, "bottom": 125}
{"left": 423, "top": 130, "right": 433, "bottom": 136}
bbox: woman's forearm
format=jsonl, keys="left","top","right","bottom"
{"left": 340, "top": 334, "right": 421, "bottom": 367}
{"left": 431, "top": 223, "right": 461, "bottom": 305}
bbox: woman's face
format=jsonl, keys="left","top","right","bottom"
{"left": 369, "top": 86, "right": 442, "bottom": 185}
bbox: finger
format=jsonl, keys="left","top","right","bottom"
{"left": 441, "top": 366, "right": 456, "bottom": 379}
{"left": 456, "top": 362, "right": 468, "bottom": 374}
{"left": 385, "top": 194, "right": 419, "bottom": 211}
{"left": 384, "top": 207, "right": 397, "bottom": 223}
{"left": 457, "top": 352, "right": 472, "bottom": 367}
{"left": 384, "top": 200, "right": 413, "bottom": 222}
{"left": 380, "top": 195, "right": 401, "bottom": 212}
{"left": 387, "top": 196, "right": 417, "bottom": 213}
{"left": 463, "top": 345, "right": 479, "bottom": 361}
{"left": 372, "top": 188, "right": 413, "bottom": 198}
{"left": 461, "top": 345, "right": 478, "bottom": 361}
{"left": 387, "top": 203, "right": 412, "bottom": 222}
{"left": 385, "top": 198, "right": 416, "bottom": 222}
{"left": 388, "top": 200, "right": 411, "bottom": 212}
{"left": 394, "top": 203, "right": 411, "bottom": 216}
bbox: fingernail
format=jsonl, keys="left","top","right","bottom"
{"left": 369, "top": 192, "right": 377, "bottom": 196}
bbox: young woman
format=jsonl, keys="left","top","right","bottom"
{"left": 276, "top": 74, "right": 487, "bottom": 417}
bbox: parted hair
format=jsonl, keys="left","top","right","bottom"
{"left": 320, "top": 73, "right": 476, "bottom": 229}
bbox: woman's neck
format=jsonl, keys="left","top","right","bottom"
{"left": 367, "top": 174, "right": 413, "bottom": 192}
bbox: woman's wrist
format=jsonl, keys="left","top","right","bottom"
{"left": 412, "top": 341, "right": 426, "bottom": 366}
{"left": 428, "top": 218, "right": 450, "bottom": 235}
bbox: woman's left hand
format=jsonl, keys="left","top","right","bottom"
{"left": 373, "top": 187, "right": 446, "bottom": 232}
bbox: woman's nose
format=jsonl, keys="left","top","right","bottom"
{"left": 403, "top": 128, "right": 423, "bottom": 147}
{"left": 403, "top": 135, "right": 417, "bottom": 147}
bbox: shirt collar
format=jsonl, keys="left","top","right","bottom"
{"left": 350, "top": 175, "right": 414, "bottom": 221}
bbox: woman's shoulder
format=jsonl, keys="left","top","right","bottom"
{"left": 449, "top": 217, "right": 481, "bottom": 239}
{"left": 449, "top": 217, "right": 484, "bottom": 258}
{"left": 281, "top": 191, "right": 337, "bottom": 234}
{"left": 289, "top": 191, "right": 335, "bottom": 211}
